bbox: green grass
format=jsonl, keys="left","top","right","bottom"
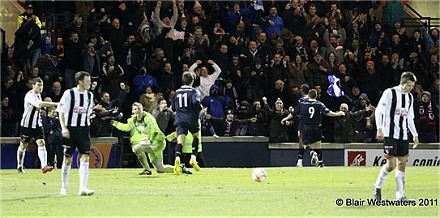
{"left": 1, "top": 167, "right": 439, "bottom": 217}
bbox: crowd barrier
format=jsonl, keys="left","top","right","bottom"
{"left": 1, "top": 137, "right": 438, "bottom": 169}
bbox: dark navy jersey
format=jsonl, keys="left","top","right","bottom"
{"left": 172, "top": 85, "right": 202, "bottom": 125}
{"left": 293, "top": 99, "right": 329, "bottom": 126}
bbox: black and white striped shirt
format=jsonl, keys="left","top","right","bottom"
{"left": 375, "top": 86, "right": 418, "bottom": 140}
{"left": 56, "top": 88, "right": 94, "bottom": 127}
{"left": 20, "top": 90, "right": 43, "bottom": 128}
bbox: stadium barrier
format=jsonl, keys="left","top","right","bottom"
{"left": 1, "top": 137, "right": 438, "bottom": 168}
{"left": 0, "top": 137, "right": 119, "bottom": 169}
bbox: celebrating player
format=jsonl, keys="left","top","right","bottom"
{"left": 171, "top": 71, "right": 202, "bottom": 175}
{"left": 281, "top": 89, "right": 345, "bottom": 167}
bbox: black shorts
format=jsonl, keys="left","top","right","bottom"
{"left": 175, "top": 121, "right": 199, "bottom": 136}
{"left": 63, "top": 127, "right": 91, "bottom": 156}
{"left": 302, "top": 125, "right": 322, "bottom": 145}
{"left": 383, "top": 137, "right": 409, "bottom": 158}
{"left": 20, "top": 126, "right": 44, "bottom": 143}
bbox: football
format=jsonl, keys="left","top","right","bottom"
{"left": 252, "top": 168, "right": 267, "bottom": 182}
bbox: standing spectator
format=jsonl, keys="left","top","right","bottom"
{"left": 358, "top": 61, "right": 381, "bottom": 106}
{"left": 101, "top": 55, "right": 124, "bottom": 99}
{"left": 189, "top": 60, "right": 221, "bottom": 100}
{"left": 64, "top": 32, "right": 83, "bottom": 89}
{"left": 81, "top": 44, "right": 101, "bottom": 78}
{"left": 1, "top": 95, "right": 19, "bottom": 137}
{"left": 264, "top": 6, "right": 284, "bottom": 39}
{"left": 308, "top": 52, "right": 331, "bottom": 89}
{"left": 120, "top": 34, "right": 145, "bottom": 85}
{"left": 247, "top": 99, "right": 268, "bottom": 136}
{"left": 202, "top": 84, "right": 229, "bottom": 119}
{"left": 57, "top": 71, "right": 95, "bottom": 196}
{"left": 334, "top": 103, "right": 375, "bottom": 143}
{"left": 414, "top": 91, "right": 439, "bottom": 143}
{"left": 264, "top": 97, "right": 290, "bottom": 142}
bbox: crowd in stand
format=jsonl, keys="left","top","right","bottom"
{"left": 1, "top": 0, "right": 439, "bottom": 144}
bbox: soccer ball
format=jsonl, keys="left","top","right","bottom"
{"left": 251, "top": 168, "right": 267, "bottom": 182}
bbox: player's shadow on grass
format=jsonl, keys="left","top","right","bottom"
{"left": 2, "top": 194, "right": 56, "bottom": 202}
{"left": 132, "top": 175, "right": 161, "bottom": 179}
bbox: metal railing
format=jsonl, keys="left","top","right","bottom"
{"left": 404, "top": 3, "right": 440, "bottom": 28}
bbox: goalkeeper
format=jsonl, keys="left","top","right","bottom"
{"left": 112, "top": 102, "right": 175, "bottom": 175}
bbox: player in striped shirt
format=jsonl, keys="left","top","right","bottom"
{"left": 17, "top": 77, "right": 59, "bottom": 174}
{"left": 373, "top": 71, "right": 419, "bottom": 201}
{"left": 57, "top": 71, "right": 95, "bottom": 196}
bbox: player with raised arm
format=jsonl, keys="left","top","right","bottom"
{"left": 172, "top": 71, "right": 202, "bottom": 175}
{"left": 57, "top": 71, "right": 95, "bottom": 196}
{"left": 373, "top": 71, "right": 419, "bottom": 201}
{"left": 17, "top": 77, "right": 59, "bottom": 173}
{"left": 111, "top": 102, "right": 177, "bottom": 175}
{"left": 281, "top": 89, "right": 345, "bottom": 167}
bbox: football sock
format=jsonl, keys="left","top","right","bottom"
{"left": 175, "top": 143, "right": 182, "bottom": 157}
{"left": 17, "top": 146, "right": 26, "bottom": 168}
{"left": 163, "top": 165, "right": 174, "bottom": 173}
{"left": 374, "top": 166, "right": 390, "bottom": 189}
{"left": 61, "top": 163, "right": 71, "bottom": 189}
{"left": 137, "top": 152, "right": 151, "bottom": 171}
{"left": 37, "top": 146, "right": 48, "bottom": 168}
{"left": 298, "top": 147, "right": 305, "bottom": 159}
{"left": 395, "top": 170, "right": 405, "bottom": 199}
{"left": 315, "top": 149, "right": 323, "bottom": 161}
{"left": 79, "top": 161, "right": 89, "bottom": 190}
{"left": 192, "top": 137, "right": 199, "bottom": 155}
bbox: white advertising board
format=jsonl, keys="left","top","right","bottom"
{"left": 345, "top": 149, "right": 440, "bottom": 166}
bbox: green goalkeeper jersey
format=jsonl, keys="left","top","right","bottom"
{"left": 113, "top": 111, "right": 165, "bottom": 145}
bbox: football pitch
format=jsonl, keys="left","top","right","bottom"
{"left": 1, "top": 167, "right": 439, "bottom": 217}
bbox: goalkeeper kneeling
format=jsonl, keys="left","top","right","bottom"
{"left": 111, "top": 102, "right": 174, "bottom": 175}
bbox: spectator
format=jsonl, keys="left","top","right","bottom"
{"left": 308, "top": 52, "right": 331, "bottom": 89}
{"left": 63, "top": 32, "right": 83, "bottom": 89}
{"left": 358, "top": 61, "right": 381, "bottom": 106}
{"left": 101, "top": 55, "right": 125, "bottom": 99}
{"left": 44, "top": 81, "right": 63, "bottom": 103}
{"left": 247, "top": 99, "right": 268, "bottom": 136}
{"left": 335, "top": 63, "right": 356, "bottom": 95}
{"left": 0, "top": 95, "right": 19, "bottom": 136}
{"left": 202, "top": 84, "right": 229, "bottom": 118}
{"left": 189, "top": 59, "right": 221, "bottom": 100}
{"left": 263, "top": 97, "right": 290, "bottom": 142}
{"left": 352, "top": 93, "right": 375, "bottom": 142}
{"left": 222, "top": 80, "right": 239, "bottom": 111}
{"left": 139, "top": 86, "right": 162, "bottom": 114}
{"left": 414, "top": 91, "right": 439, "bottom": 143}
{"left": 334, "top": 103, "right": 375, "bottom": 143}
{"left": 264, "top": 6, "right": 283, "bottom": 39}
